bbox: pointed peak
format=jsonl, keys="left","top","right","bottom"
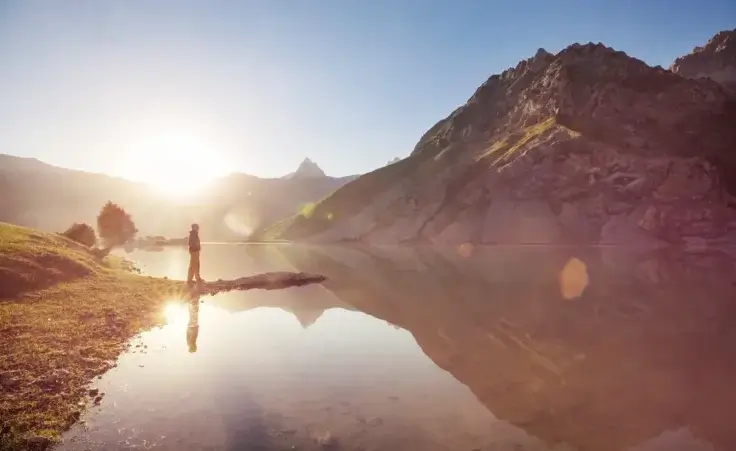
{"left": 289, "top": 157, "right": 326, "bottom": 178}
{"left": 291, "top": 308, "right": 325, "bottom": 329}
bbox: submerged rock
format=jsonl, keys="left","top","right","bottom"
{"left": 314, "top": 431, "right": 338, "bottom": 449}
{"left": 26, "top": 435, "right": 50, "bottom": 451}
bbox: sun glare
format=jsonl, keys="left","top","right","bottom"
{"left": 125, "top": 133, "right": 229, "bottom": 199}
{"left": 164, "top": 302, "right": 188, "bottom": 325}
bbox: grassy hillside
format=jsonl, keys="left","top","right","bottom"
{"left": 0, "top": 222, "right": 181, "bottom": 450}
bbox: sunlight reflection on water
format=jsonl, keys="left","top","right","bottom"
{"left": 59, "top": 297, "right": 532, "bottom": 451}
{"left": 163, "top": 302, "right": 188, "bottom": 326}
{"left": 558, "top": 256, "right": 589, "bottom": 299}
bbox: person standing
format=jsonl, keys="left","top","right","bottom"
{"left": 187, "top": 223, "right": 203, "bottom": 284}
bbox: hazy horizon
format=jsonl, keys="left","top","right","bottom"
{"left": 2, "top": 0, "right": 734, "bottom": 187}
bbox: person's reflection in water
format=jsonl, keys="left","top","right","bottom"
{"left": 186, "top": 286, "right": 200, "bottom": 353}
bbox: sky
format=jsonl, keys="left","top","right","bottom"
{"left": 0, "top": 0, "right": 734, "bottom": 182}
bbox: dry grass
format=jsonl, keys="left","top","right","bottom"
{"left": 0, "top": 222, "right": 184, "bottom": 450}
{"left": 477, "top": 117, "right": 558, "bottom": 162}
{"left": 477, "top": 117, "right": 582, "bottom": 165}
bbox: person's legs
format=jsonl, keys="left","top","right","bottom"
{"left": 192, "top": 251, "right": 202, "bottom": 282}
{"left": 187, "top": 251, "right": 196, "bottom": 283}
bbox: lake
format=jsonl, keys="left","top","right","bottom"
{"left": 56, "top": 244, "right": 736, "bottom": 451}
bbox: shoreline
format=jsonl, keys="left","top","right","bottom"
{"left": 0, "top": 222, "right": 322, "bottom": 451}
{"left": 0, "top": 271, "right": 183, "bottom": 451}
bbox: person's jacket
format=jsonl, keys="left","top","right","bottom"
{"left": 188, "top": 230, "right": 201, "bottom": 253}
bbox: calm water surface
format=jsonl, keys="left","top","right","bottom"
{"left": 56, "top": 244, "right": 736, "bottom": 451}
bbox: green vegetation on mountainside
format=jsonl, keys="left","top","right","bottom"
{"left": 476, "top": 117, "right": 580, "bottom": 164}
{"left": 259, "top": 116, "right": 582, "bottom": 241}
{"left": 258, "top": 155, "right": 424, "bottom": 240}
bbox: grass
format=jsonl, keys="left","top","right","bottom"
{"left": 477, "top": 117, "right": 581, "bottom": 165}
{"left": 0, "top": 222, "right": 185, "bottom": 450}
{"left": 259, "top": 117, "right": 585, "bottom": 242}
{"left": 298, "top": 201, "right": 317, "bottom": 219}
{"left": 258, "top": 154, "right": 424, "bottom": 240}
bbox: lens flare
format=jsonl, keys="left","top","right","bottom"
{"left": 558, "top": 257, "right": 589, "bottom": 300}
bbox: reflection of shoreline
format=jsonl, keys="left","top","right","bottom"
{"left": 134, "top": 241, "right": 293, "bottom": 251}
{"left": 277, "top": 245, "right": 736, "bottom": 451}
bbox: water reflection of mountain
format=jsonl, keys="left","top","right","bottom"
{"left": 276, "top": 245, "right": 736, "bottom": 451}
{"left": 205, "top": 283, "right": 352, "bottom": 329}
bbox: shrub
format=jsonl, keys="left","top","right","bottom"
{"left": 97, "top": 201, "right": 137, "bottom": 248}
{"left": 61, "top": 222, "right": 97, "bottom": 247}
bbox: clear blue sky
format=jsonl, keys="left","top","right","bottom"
{"left": 0, "top": 0, "right": 734, "bottom": 181}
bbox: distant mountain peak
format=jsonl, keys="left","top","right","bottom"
{"left": 285, "top": 157, "right": 326, "bottom": 179}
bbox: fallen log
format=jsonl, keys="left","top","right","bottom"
{"left": 184, "top": 271, "right": 327, "bottom": 296}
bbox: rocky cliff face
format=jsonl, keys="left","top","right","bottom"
{"left": 671, "top": 29, "right": 736, "bottom": 95}
{"left": 270, "top": 31, "right": 736, "bottom": 245}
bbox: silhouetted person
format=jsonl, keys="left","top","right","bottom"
{"left": 187, "top": 223, "right": 203, "bottom": 284}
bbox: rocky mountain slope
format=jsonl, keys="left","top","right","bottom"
{"left": 0, "top": 154, "right": 357, "bottom": 240}
{"left": 267, "top": 30, "right": 736, "bottom": 246}
{"left": 671, "top": 29, "right": 736, "bottom": 94}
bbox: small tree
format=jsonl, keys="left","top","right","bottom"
{"left": 61, "top": 222, "right": 96, "bottom": 247}
{"left": 97, "top": 201, "right": 137, "bottom": 248}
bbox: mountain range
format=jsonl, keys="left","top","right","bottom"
{"left": 3, "top": 29, "right": 735, "bottom": 245}
{"left": 261, "top": 28, "right": 736, "bottom": 246}
{"left": 0, "top": 154, "right": 358, "bottom": 240}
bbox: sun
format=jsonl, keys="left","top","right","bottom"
{"left": 126, "top": 132, "right": 228, "bottom": 199}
